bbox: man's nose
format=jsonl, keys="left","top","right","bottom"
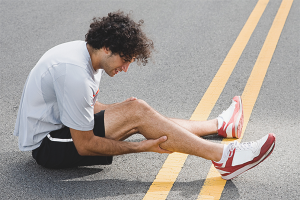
{"left": 122, "top": 63, "right": 130, "bottom": 72}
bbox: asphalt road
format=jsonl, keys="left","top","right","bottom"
{"left": 1, "top": 0, "right": 299, "bottom": 199}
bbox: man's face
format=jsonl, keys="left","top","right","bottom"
{"left": 101, "top": 52, "right": 135, "bottom": 77}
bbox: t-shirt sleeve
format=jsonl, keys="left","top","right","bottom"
{"left": 55, "top": 64, "right": 96, "bottom": 131}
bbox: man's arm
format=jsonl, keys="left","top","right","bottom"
{"left": 70, "top": 128, "right": 171, "bottom": 156}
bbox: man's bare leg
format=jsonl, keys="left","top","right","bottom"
{"left": 103, "top": 99, "right": 223, "bottom": 162}
{"left": 169, "top": 118, "right": 218, "bottom": 137}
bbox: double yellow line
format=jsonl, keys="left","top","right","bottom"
{"left": 198, "top": 0, "right": 293, "bottom": 199}
{"left": 143, "top": 0, "right": 293, "bottom": 199}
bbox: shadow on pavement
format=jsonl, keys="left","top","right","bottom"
{"left": 1, "top": 151, "right": 239, "bottom": 199}
{"left": 220, "top": 180, "right": 240, "bottom": 200}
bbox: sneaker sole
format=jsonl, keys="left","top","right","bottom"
{"left": 234, "top": 97, "right": 243, "bottom": 138}
{"left": 219, "top": 96, "right": 243, "bottom": 138}
{"left": 222, "top": 135, "right": 276, "bottom": 180}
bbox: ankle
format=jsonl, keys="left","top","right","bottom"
{"left": 213, "top": 144, "right": 224, "bottom": 162}
{"left": 217, "top": 117, "right": 223, "bottom": 130}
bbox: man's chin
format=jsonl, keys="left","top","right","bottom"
{"left": 106, "top": 72, "right": 115, "bottom": 77}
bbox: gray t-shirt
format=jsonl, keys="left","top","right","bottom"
{"left": 14, "top": 41, "right": 103, "bottom": 151}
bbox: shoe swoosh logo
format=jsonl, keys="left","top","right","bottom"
{"left": 216, "top": 169, "right": 230, "bottom": 175}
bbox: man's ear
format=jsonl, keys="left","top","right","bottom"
{"left": 103, "top": 47, "right": 110, "bottom": 54}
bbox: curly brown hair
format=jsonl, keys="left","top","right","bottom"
{"left": 85, "top": 11, "right": 154, "bottom": 66}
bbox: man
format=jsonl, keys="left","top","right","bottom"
{"left": 14, "top": 11, "right": 275, "bottom": 180}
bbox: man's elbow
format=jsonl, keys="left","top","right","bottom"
{"left": 71, "top": 130, "right": 96, "bottom": 156}
{"left": 76, "top": 146, "right": 91, "bottom": 156}
{"left": 74, "top": 140, "right": 95, "bottom": 156}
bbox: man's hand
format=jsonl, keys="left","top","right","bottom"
{"left": 139, "top": 136, "right": 173, "bottom": 154}
{"left": 124, "top": 97, "right": 137, "bottom": 102}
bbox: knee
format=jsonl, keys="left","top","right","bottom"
{"left": 131, "top": 99, "right": 151, "bottom": 110}
{"left": 128, "top": 99, "right": 153, "bottom": 118}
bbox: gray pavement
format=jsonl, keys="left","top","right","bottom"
{"left": 1, "top": 0, "right": 299, "bottom": 199}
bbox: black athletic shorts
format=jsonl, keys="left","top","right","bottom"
{"left": 32, "top": 110, "right": 113, "bottom": 169}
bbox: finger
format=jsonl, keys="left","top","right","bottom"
{"left": 158, "top": 147, "right": 173, "bottom": 154}
{"left": 156, "top": 136, "right": 168, "bottom": 144}
{"left": 155, "top": 136, "right": 172, "bottom": 153}
{"left": 125, "top": 97, "right": 136, "bottom": 102}
{"left": 127, "top": 97, "right": 136, "bottom": 101}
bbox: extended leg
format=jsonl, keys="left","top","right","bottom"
{"left": 169, "top": 118, "right": 218, "bottom": 137}
{"left": 169, "top": 96, "right": 244, "bottom": 138}
{"left": 103, "top": 99, "right": 223, "bottom": 161}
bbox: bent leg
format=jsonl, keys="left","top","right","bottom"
{"left": 103, "top": 99, "right": 223, "bottom": 161}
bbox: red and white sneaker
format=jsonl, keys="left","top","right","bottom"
{"left": 212, "top": 133, "right": 276, "bottom": 180}
{"left": 218, "top": 96, "right": 244, "bottom": 138}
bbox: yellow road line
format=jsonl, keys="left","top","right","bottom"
{"left": 143, "top": 0, "right": 269, "bottom": 199}
{"left": 198, "top": 0, "right": 294, "bottom": 199}
{"left": 190, "top": 0, "right": 270, "bottom": 122}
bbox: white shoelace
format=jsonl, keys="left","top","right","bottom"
{"left": 218, "top": 140, "right": 259, "bottom": 166}
{"left": 230, "top": 141, "right": 257, "bottom": 151}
